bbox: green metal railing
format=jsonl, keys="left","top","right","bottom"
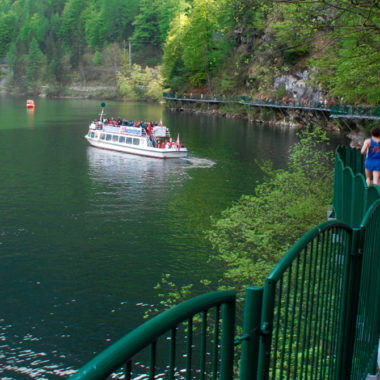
{"left": 68, "top": 291, "right": 236, "bottom": 380}
{"left": 257, "top": 221, "right": 356, "bottom": 379}
{"left": 163, "top": 93, "right": 380, "bottom": 120}
{"left": 333, "top": 145, "right": 380, "bottom": 228}
{"left": 350, "top": 200, "right": 380, "bottom": 379}
{"left": 69, "top": 146, "right": 379, "bottom": 380}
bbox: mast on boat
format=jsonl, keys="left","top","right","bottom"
{"left": 100, "top": 102, "right": 106, "bottom": 122}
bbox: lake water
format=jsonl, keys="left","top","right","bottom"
{"left": 0, "top": 96, "right": 347, "bottom": 379}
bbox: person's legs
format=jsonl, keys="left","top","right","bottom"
{"left": 373, "top": 170, "right": 380, "bottom": 186}
{"left": 365, "top": 169, "right": 372, "bottom": 187}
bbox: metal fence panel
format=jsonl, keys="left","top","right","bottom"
{"left": 257, "top": 221, "right": 354, "bottom": 380}
{"left": 351, "top": 201, "right": 380, "bottom": 379}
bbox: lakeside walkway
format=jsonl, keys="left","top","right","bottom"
{"left": 163, "top": 92, "right": 380, "bottom": 121}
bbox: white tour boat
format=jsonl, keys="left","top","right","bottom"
{"left": 85, "top": 106, "right": 188, "bottom": 159}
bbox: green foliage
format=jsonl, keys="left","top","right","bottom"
{"left": 93, "top": 51, "right": 102, "bottom": 65}
{"left": 117, "top": 63, "right": 163, "bottom": 101}
{"left": 0, "top": 0, "right": 379, "bottom": 101}
{"left": 312, "top": 30, "right": 380, "bottom": 104}
{"left": 0, "top": 12, "right": 17, "bottom": 58}
{"left": 150, "top": 128, "right": 334, "bottom": 313}
{"left": 162, "top": 0, "right": 232, "bottom": 90}
{"left": 82, "top": 3, "right": 106, "bottom": 49}
{"left": 162, "top": 13, "right": 188, "bottom": 90}
{"left": 25, "top": 38, "right": 45, "bottom": 93}
{"left": 206, "top": 128, "right": 333, "bottom": 292}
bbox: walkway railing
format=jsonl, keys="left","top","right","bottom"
{"left": 333, "top": 145, "right": 380, "bottom": 228}
{"left": 68, "top": 291, "right": 236, "bottom": 380}
{"left": 351, "top": 200, "right": 380, "bottom": 379}
{"left": 163, "top": 92, "right": 380, "bottom": 120}
{"left": 69, "top": 146, "right": 380, "bottom": 380}
{"left": 257, "top": 220, "right": 355, "bottom": 379}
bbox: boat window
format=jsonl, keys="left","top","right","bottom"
{"left": 100, "top": 133, "right": 105, "bottom": 140}
{"left": 90, "top": 132, "right": 95, "bottom": 138}
{"left": 133, "top": 138, "right": 140, "bottom": 145}
{"left": 126, "top": 137, "right": 133, "bottom": 144}
{"left": 112, "top": 135, "right": 118, "bottom": 142}
{"left": 119, "top": 136, "right": 125, "bottom": 143}
{"left": 106, "top": 134, "right": 112, "bottom": 141}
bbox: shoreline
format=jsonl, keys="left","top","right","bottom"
{"left": 0, "top": 86, "right": 368, "bottom": 147}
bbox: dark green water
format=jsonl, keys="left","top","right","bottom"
{"left": 0, "top": 96, "right": 346, "bottom": 379}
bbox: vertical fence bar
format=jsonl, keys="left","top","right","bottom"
{"left": 168, "top": 327, "right": 176, "bottom": 380}
{"left": 186, "top": 318, "right": 193, "bottom": 380}
{"left": 279, "top": 266, "right": 292, "bottom": 378}
{"left": 212, "top": 306, "right": 220, "bottom": 380}
{"left": 271, "top": 277, "right": 283, "bottom": 379}
{"left": 125, "top": 360, "right": 132, "bottom": 380}
{"left": 220, "top": 300, "right": 236, "bottom": 380}
{"left": 149, "top": 341, "right": 156, "bottom": 380}
{"left": 200, "top": 311, "right": 207, "bottom": 380}
{"left": 287, "top": 256, "right": 300, "bottom": 380}
{"left": 239, "top": 286, "right": 263, "bottom": 380}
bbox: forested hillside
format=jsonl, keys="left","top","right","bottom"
{"left": 0, "top": 0, "right": 379, "bottom": 104}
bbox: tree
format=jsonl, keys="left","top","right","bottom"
{"left": 117, "top": 62, "right": 163, "bottom": 101}
{"left": 0, "top": 12, "right": 17, "bottom": 58}
{"left": 162, "top": 0, "right": 232, "bottom": 90}
{"left": 311, "top": 16, "right": 380, "bottom": 104}
{"left": 25, "top": 38, "right": 45, "bottom": 93}
{"left": 59, "top": 0, "right": 87, "bottom": 68}
{"left": 162, "top": 13, "right": 188, "bottom": 90}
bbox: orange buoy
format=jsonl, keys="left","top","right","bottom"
{"left": 26, "top": 99, "right": 35, "bottom": 109}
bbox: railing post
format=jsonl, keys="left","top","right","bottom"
{"left": 220, "top": 299, "right": 236, "bottom": 380}
{"left": 240, "top": 286, "right": 263, "bottom": 380}
{"left": 257, "top": 279, "right": 276, "bottom": 380}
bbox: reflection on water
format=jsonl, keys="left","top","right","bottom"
{"left": 87, "top": 147, "right": 216, "bottom": 182}
{"left": 87, "top": 147, "right": 190, "bottom": 184}
{"left": 0, "top": 324, "right": 77, "bottom": 379}
{"left": 86, "top": 148, "right": 217, "bottom": 211}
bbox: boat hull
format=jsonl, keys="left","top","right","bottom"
{"left": 85, "top": 135, "right": 188, "bottom": 159}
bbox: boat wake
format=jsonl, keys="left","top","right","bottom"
{"left": 183, "top": 156, "right": 216, "bottom": 169}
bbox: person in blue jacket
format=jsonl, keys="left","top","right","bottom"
{"left": 361, "top": 126, "right": 380, "bottom": 186}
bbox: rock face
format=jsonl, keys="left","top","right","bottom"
{"left": 347, "top": 128, "right": 368, "bottom": 149}
{"left": 273, "top": 71, "right": 321, "bottom": 103}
